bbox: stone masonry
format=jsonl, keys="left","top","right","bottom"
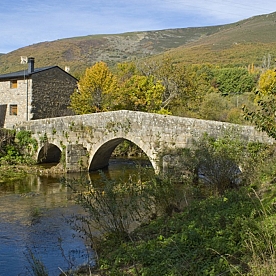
{"left": 0, "top": 78, "right": 32, "bottom": 127}
{"left": 31, "top": 67, "right": 76, "bottom": 119}
{"left": 15, "top": 110, "right": 275, "bottom": 173}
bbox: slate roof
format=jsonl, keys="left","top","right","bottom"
{"left": 0, "top": 66, "right": 58, "bottom": 80}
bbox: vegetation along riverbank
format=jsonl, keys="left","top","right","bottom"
{"left": 2, "top": 126, "right": 276, "bottom": 275}
{"left": 61, "top": 133, "right": 276, "bottom": 276}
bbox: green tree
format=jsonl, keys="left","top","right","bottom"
{"left": 199, "top": 92, "right": 230, "bottom": 121}
{"left": 214, "top": 67, "right": 256, "bottom": 96}
{"left": 169, "top": 64, "right": 216, "bottom": 117}
{"left": 69, "top": 61, "right": 117, "bottom": 114}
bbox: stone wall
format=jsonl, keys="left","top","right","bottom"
{"left": 0, "top": 78, "right": 32, "bottom": 128}
{"left": 0, "top": 105, "right": 7, "bottom": 127}
{"left": 31, "top": 67, "right": 76, "bottom": 119}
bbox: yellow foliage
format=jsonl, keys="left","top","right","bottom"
{"left": 258, "top": 69, "right": 276, "bottom": 96}
{"left": 114, "top": 75, "right": 166, "bottom": 113}
{"left": 70, "top": 61, "right": 117, "bottom": 114}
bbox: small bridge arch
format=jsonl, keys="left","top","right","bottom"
{"left": 37, "top": 143, "right": 62, "bottom": 163}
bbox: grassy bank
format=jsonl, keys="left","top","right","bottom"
{"left": 78, "top": 187, "right": 276, "bottom": 276}
{"left": 62, "top": 134, "right": 276, "bottom": 276}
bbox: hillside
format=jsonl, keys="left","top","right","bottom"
{"left": 162, "top": 11, "right": 276, "bottom": 67}
{"left": 0, "top": 11, "right": 276, "bottom": 76}
{"left": 0, "top": 25, "right": 227, "bottom": 76}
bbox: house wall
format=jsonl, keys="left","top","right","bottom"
{"left": 0, "top": 78, "right": 32, "bottom": 128}
{"left": 31, "top": 67, "right": 76, "bottom": 119}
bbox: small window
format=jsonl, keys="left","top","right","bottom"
{"left": 10, "top": 80, "right": 18, "bottom": 89}
{"left": 10, "top": 105, "right": 17, "bottom": 115}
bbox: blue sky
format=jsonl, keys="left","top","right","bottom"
{"left": 1, "top": 0, "right": 276, "bottom": 53}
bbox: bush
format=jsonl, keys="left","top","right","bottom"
{"left": 64, "top": 168, "right": 159, "bottom": 239}
{"left": 213, "top": 67, "right": 256, "bottom": 96}
{"left": 0, "top": 130, "right": 37, "bottom": 165}
{"left": 165, "top": 133, "right": 272, "bottom": 196}
{"left": 97, "top": 189, "right": 264, "bottom": 275}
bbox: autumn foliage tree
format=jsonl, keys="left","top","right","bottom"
{"left": 137, "top": 56, "right": 183, "bottom": 109}
{"left": 70, "top": 61, "right": 117, "bottom": 114}
{"left": 243, "top": 69, "right": 276, "bottom": 138}
{"left": 114, "top": 74, "right": 169, "bottom": 113}
{"left": 112, "top": 61, "right": 170, "bottom": 114}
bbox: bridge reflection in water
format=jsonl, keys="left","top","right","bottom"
{"left": 0, "top": 158, "right": 152, "bottom": 275}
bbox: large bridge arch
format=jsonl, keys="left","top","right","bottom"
{"left": 89, "top": 137, "right": 156, "bottom": 172}
{"left": 37, "top": 143, "right": 62, "bottom": 163}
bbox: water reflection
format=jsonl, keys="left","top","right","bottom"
{"left": 0, "top": 174, "right": 90, "bottom": 276}
{"left": 0, "top": 158, "right": 153, "bottom": 276}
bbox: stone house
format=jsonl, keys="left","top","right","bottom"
{"left": 0, "top": 57, "right": 77, "bottom": 128}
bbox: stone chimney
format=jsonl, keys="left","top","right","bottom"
{"left": 28, "top": 57, "right": 35, "bottom": 74}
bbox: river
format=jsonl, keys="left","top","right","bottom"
{"left": 0, "top": 158, "right": 153, "bottom": 276}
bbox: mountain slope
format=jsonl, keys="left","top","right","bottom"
{"left": 162, "top": 11, "right": 276, "bottom": 66}
{"left": 0, "top": 11, "right": 276, "bottom": 75}
{"left": 0, "top": 25, "right": 227, "bottom": 75}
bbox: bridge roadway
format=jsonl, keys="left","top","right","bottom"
{"left": 15, "top": 110, "right": 274, "bottom": 173}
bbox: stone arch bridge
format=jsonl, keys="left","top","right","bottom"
{"left": 15, "top": 110, "right": 274, "bottom": 173}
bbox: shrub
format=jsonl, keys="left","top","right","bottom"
{"left": 96, "top": 189, "right": 264, "bottom": 275}
{"left": 0, "top": 130, "right": 38, "bottom": 165}
{"left": 63, "top": 168, "right": 158, "bottom": 240}
{"left": 166, "top": 133, "right": 271, "bottom": 196}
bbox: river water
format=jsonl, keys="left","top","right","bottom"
{"left": 0, "top": 158, "right": 153, "bottom": 276}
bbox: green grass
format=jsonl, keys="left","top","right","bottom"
{"left": 95, "top": 189, "right": 266, "bottom": 275}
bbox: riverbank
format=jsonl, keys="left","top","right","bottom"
{"left": 0, "top": 165, "right": 31, "bottom": 182}
{"left": 78, "top": 188, "right": 276, "bottom": 276}
{"left": 1, "top": 140, "right": 276, "bottom": 275}
{"left": 0, "top": 163, "right": 67, "bottom": 182}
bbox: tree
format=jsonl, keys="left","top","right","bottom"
{"left": 169, "top": 64, "right": 216, "bottom": 117}
{"left": 69, "top": 61, "right": 117, "bottom": 114}
{"left": 243, "top": 69, "right": 276, "bottom": 139}
{"left": 137, "top": 56, "right": 188, "bottom": 110}
{"left": 213, "top": 67, "right": 256, "bottom": 96}
{"left": 114, "top": 74, "right": 168, "bottom": 113}
{"left": 199, "top": 92, "right": 230, "bottom": 121}
{"left": 137, "top": 58, "right": 218, "bottom": 117}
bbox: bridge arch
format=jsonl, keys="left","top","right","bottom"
{"left": 89, "top": 138, "right": 155, "bottom": 171}
{"left": 37, "top": 143, "right": 62, "bottom": 163}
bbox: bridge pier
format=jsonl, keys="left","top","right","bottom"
{"left": 66, "top": 144, "right": 88, "bottom": 172}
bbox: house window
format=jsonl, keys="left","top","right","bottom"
{"left": 10, "top": 80, "right": 18, "bottom": 89}
{"left": 10, "top": 105, "right": 17, "bottom": 115}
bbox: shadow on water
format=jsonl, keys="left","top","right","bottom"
{"left": 0, "top": 158, "right": 153, "bottom": 276}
